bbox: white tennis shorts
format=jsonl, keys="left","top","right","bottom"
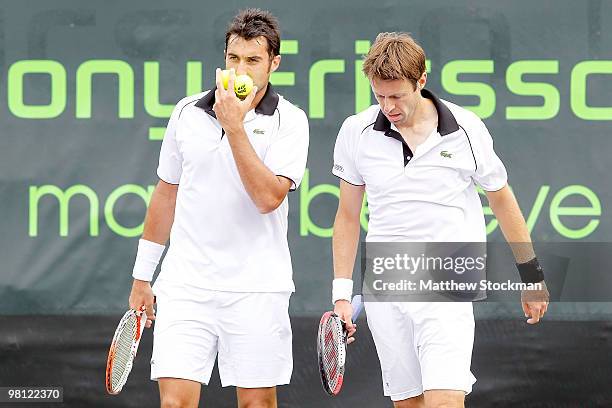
{"left": 150, "top": 279, "right": 292, "bottom": 388}
{"left": 365, "top": 301, "right": 476, "bottom": 401}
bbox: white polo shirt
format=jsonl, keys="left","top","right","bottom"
{"left": 332, "top": 89, "right": 507, "bottom": 243}
{"left": 156, "top": 85, "right": 309, "bottom": 292}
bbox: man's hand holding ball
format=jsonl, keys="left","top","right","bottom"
{"left": 213, "top": 68, "right": 258, "bottom": 135}
{"left": 220, "top": 68, "right": 254, "bottom": 99}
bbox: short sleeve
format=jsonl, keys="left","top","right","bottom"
{"left": 331, "top": 117, "right": 365, "bottom": 185}
{"left": 470, "top": 119, "right": 508, "bottom": 191}
{"left": 156, "top": 101, "right": 185, "bottom": 184}
{"left": 264, "top": 108, "right": 309, "bottom": 191}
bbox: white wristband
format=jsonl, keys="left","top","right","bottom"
{"left": 332, "top": 278, "right": 353, "bottom": 304}
{"left": 132, "top": 239, "right": 166, "bottom": 281}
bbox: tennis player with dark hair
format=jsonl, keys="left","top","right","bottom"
{"left": 331, "top": 32, "right": 549, "bottom": 407}
{"left": 127, "top": 9, "right": 309, "bottom": 408}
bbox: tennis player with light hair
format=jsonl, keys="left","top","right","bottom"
{"left": 127, "top": 9, "right": 309, "bottom": 408}
{"left": 331, "top": 32, "right": 549, "bottom": 407}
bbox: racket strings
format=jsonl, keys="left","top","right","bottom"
{"left": 110, "top": 316, "right": 138, "bottom": 388}
{"left": 321, "top": 319, "right": 345, "bottom": 390}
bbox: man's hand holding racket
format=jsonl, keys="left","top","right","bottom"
{"left": 128, "top": 279, "right": 155, "bottom": 328}
{"left": 318, "top": 294, "right": 363, "bottom": 396}
{"left": 106, "top": 281, "right": 153, "bottom": 395}
{"left": 333, "top": 300, "right": 357, "bottom": 345}
{"left": 106, "top": 239, "right": 165, "bottom": 394}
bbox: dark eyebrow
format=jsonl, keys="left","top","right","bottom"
{"left": 227, "top": 52, "right": 264, "bottom": 61}
{"left": 376, "top": 93, "right": 405, "bottom": 98}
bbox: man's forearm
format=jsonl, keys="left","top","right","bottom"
{"left": 332, "top": 212, "right": 361, "bottom": 279}
{"left": 225, "top": 128, "right": 287, "bottom": 213}
{"left": 141, "top": 181, "right": 178, "bottom": 245}
{"left": 131, "top": 181, "right": 177, "bottom": 282}
{"left": 487, "top": 186, "right": 535, "bottom": 263}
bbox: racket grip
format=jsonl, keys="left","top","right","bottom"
{"left": 351, "top": 294, "right": 363, "bottom": 321}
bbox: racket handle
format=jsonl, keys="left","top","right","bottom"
{"left": 351, "top": 294, "right": 363, "bottom": 321}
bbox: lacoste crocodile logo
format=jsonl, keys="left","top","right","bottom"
{"left": 440, "top": 150, "right": 453, "bottom": 158}
{"left": 253, "top": 129, "right": 265, "bottom": 135}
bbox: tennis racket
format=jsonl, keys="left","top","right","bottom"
{"left": 105, "top": 308, "right": 147, "bottom": 395}
{"left": 317, "top": 294, "right": 363, "bottom": 396}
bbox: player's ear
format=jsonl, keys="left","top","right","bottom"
{"left": 269, "top": 54, "right": 281, "bottom": 73}
{"left": 418, "top": 72, "right": 427, "bottom": 89}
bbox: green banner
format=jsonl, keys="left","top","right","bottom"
{"left": 1, "top": 1, "right": 611, "bottom": 315}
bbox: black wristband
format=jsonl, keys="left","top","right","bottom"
{"left": 516, "top": 257, "right": 544, "bottom": 283}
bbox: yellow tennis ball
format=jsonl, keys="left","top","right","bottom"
{"left": 234, "top": 74, "right": 254, "bottom": 99}
{"left": 221, "top": 70, "right": 253, "bottom": 99}
{"left": 221, "top": 69, "right": 230, "bottom": 90}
